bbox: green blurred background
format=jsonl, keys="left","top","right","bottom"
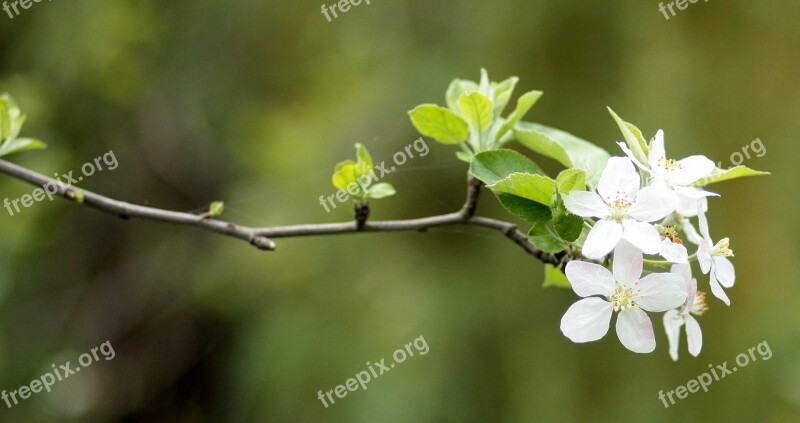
{"left": 0, "top": 0, "right": 798, "bottom": 421}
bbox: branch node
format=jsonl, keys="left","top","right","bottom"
{"left": 250, "top": 236, "right": 276, "bottom": 251}
{"left": 354, "top": 202, "right": 370, "bottom": 231}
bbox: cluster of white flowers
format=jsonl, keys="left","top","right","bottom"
{"left": 559, "top": 130, "right": 734, "bottom": 360}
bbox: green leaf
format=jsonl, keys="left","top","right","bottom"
{"left": 446, "top": 79, "right": 479, "bottom": 113}
{"left": 543, "top": 264, "right": 571, "bottom": 289}
{"left": 528, "top": 222, "right": 567, "bottom": 253}
{"left": 488, "top": 172, "right": 556, "bottom": 205}
{"left": 355, "top": 143, "right": 373, "bottom": 169}
{"left": 470, "top": 149, "right": 545, "bottom": 185}
{"left": 513, "top": 122, "right": 610, "bottom": 188}
{"left": 455, "top": 151, "right": 472, "bottom": 163}
{"left": 495, "top": 193, "right": 552, "bottom": 224}
{"left": 692, "top": 165, "right": 770, "bottom": 186}
{"left": 496, "top": 90, "right": 543, "bottom": 140}
{"left": 458, "top": 92, "right": 494, "bottom": 135}
{"left": 607, "top": 107, "right": 648, "bottom": 165}
{"left": 0, "top": 96, "right": 9, "bottom": 140}
{"left": 408, "top": 104, "right": 469, "bottom": 145}
{"left": 332, "top": 163, "right": 357, "bottom": 190}
{"left": 552, "top": 203, "right": 584, "bottom": 242}
{"left": 367, "top": 182, "right": 396, "bottom": 199}
{"left": 555, "top": 168, "right": 587, "bottom": 194}
{"left": 209, "top": 201, "right": 225, "bottom": 217}
{"left": 0, "top": 138, "right": 46, "bottom": 157}
{"left": 491, "top": 76, "right": 519, "bottom": 117}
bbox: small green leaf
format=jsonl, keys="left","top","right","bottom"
{"left": 495, "top": 193, "right": 552, "bottom": 224}
{"left": 555, "top": 168, "right": 587, "bottom": 194}
{"left": 514, "top": 122, "right": 610, "bottom": 188}
{"left": 692, "top": 165, "right": 770, "bottom": 186}
{"left": 355, "top": 143, "right": 373, "bottom": 169}
{"left": 458, "top": 92, "right": 494, "bottom": 135}
{"left": 608, "top": 107, "right": 648, "bottom": 165}
{"left": 552, "top": 202, "right": 584, "bottom": 242}
{"left": 332, "top": 163, "right": 357, "bottom": 190}
{"left": 209, "top": 201, "right": 225, "bottom": 217}
{"left": 543, "top": 264, "right": 571, "bottom": 289}
{"left": 491, "top": 76, "right": 519, "bottom": 117}
{"left": 71, "top": 190, "right": 85, "bottom": 204}
{"left": 408, "top": 104, "right": 469, "bottom": 144}
{"left": 496, "top": 90, "right": 543, "bottom": 140}
{"left": 367, "top": 182, "right": 396, "bottom": 199}
{"left": 470, "top": 149, "right": 545, "bottom": 185}
{"left": 0, "top": 138, "right": 46, "bottom": 157}
{"left": 455, "top": 151, "right": 472, "bottom": 163}
{"left": 446, "top": 79, "right": 479, "bottom": 113}
{"left": 528, "top": 222, "right": 567, "bottom": 253}
{"left": 488, "top": 172, "right": 556, "bottom": 206}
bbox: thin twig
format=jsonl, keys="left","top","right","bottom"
{"left": 0, "top": 158, "right": 566, "bottom": 265}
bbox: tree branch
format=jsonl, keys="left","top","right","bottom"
{"left": 0, "top": 158, "right": 566, "bottom": 266}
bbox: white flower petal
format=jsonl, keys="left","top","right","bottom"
{"left": 628, "top": 185, "right": 677, "bottom": 222}
{"left": 673, "top": 155, "right": 716, "bottom": 185}
{"left": 697, "top": 208, "right": 712, "bottom": 242}
{"left": 663, "top": 310, "right": 684, "bottom": 361}
{"left": 681, "top": 218, "right": 703, "bottom": 245}
{"left": 560, "top": 298, "right": 614, "bottom": 343}
{"left": 648, "top": 130, "right": 666, "bottom": 168}
{"left": 563, "top": 191, "right": 610, "bottom": 218}
{"left": 618, "top": 142, "right": 653, "bottom": 174}
{"left": 616, "top": 308, "right": 656, "bottom": 353}
{"left": 612, "top": 240, "right": 643, "bottom": 287}
{"left": 698, "top": 241, "right": 713, "bottom": 274}
{"left": 582, "top": 220, "right": 623, "bottom": 259}
{"left": 565, "top": 261, "right": 616, "bottom": 297}
{"left": 635, "top": 273, "right": 687, "bottom": 312}
{"left": 621, "top": 220, "right": 662, "bottom": 254}
{"left": 686, "top": 278, "right": 698, "bottom": 309}
{"left": 685, "top": 314, "right": 703, "bottom": 357}
{"left": 674, "top": 185, "right": 719, "bottom": 199}
{"left": 660, "top": 238, "right": 688, "bottom": 263}
{"left": 670, "top": 262, "right": 692, "bottom": 283}
{"left": 597, "top": 157, "right": 640, "bottom": 203}
{"left": 713, "top": 256, "right": 736, "bottom": 288}
{"left": 677, "top": 196, "right": 707, "bottom": 218}
{"left": 708, "top": 273, "right": 731, "bottom": 306}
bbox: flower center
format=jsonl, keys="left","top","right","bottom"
{"left": 712, "top": 237, "right": 734, "bottom": 257}
{"left": 608, "top": 192, "right": 634, "bottom": 221}
{"left": 661, "top": 225, "right": 683, "bottom": 244}
{"left": 657, "top": 157, "right": 684, "bottom": 172}
{"left": 690, "top": 291, "right": 708, "bottom": 316}
{"left": 608, "top": 283, "right": 637, "bottom": 312}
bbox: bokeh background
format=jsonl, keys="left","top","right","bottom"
{"left": 0, "top": 0, "right": 798, "bottom": 421}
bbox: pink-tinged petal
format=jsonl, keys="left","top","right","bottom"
{"left": 565, "top": 261, "right": 616, "bottom": 297}
{"left": 635, "top": 273, "right": 687, "bottom": 312}
{"left": 713, "top": 256, "right": 736, "bottom": 288}
{"left": 616, "top": 308, "right": 656, "bottom": 353}
{"left": 597, "top": 157, "right": 640, "bottom": 203}
{"left": 708, "top": 273, "right": 731, "bottom": 306}
{"left": 628, "top": 185, "right": 678, "bottom": 222}
{"left": 613, "top": 240, "right": 643, "bottom": 287}
{"left": 648, "top": 130, "right": 666, "bottom": 169}
{"left": 563, "top": 191, "right": 610, "bottom": 218}
{"left": 621, "top": 220, "right": 662, "bottom": 254}
{"left": 685, "top": 314, "right": 703, "bottom": 357}
{"left": 663, "top": 310, "right": 684, "bottom": 361}
{"left": 583, "top": 220, "right": 623, "bottom": 259}
{"left": 617, "top": 142, "right": 653, "bottom": 175}
{"left": 697, "top": 241, "right": 713, "bottom": 274}
{"left": 560, "top": 298, "right": 614, "bottom": 343}
{"left": 681, "top": 218, "right": 703, "bottom": 245}
{"left": 674, "top": 185, "right": 719, "bottom": 199}
{"left": 660, "top": 238, "right": 688, "bottom": 263}
{"left": 672, "top": 156, "right": 716, "bottom": 185}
